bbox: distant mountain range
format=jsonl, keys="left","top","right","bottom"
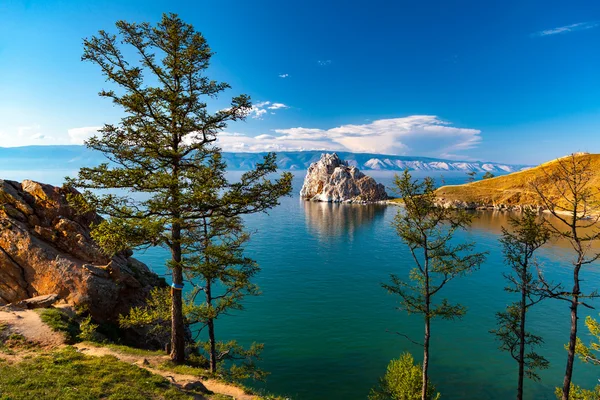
{"left": 0, "top": 145, "right": 530, "bottom": 173}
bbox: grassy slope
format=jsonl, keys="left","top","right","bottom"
{"left": 435, "top": 153, "right": 600, "bottom": 208}
{"left": 0, "top": 347, "right": 195, "bottom": 400}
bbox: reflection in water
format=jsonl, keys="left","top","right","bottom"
{"left": 469, "top": 210, "right": 600, "bottom": 252}
{"left": 302, "top": 199, "right": 386, "bottom": 240}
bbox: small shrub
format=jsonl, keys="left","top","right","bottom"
{"left": 78, "top": 315, "right": 101, "bottom": 342}
{"left": 369, "top": 353, "right": 440, "bottom": 400}
{"left": 555, "top": 384, "right": 600, "bottom": 400}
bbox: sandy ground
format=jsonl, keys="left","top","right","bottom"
{"left": 0, "top": 308, "right": 260, "bottom": 400}
{"left": 0, "top": 308, "right": 65, "bottom": 349}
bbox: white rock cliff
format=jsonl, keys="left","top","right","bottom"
{"left": 300, "top": 153, "right": 388, "bottom": 203}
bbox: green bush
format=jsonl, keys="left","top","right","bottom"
{"left": 555, "top": 384, "right": 600, "bottom": 400}
{"left": 78, "top": 315, "right": 101, "bottom": 342}
{"left": 369, "top": 353, "right": 440, "bottom": 400}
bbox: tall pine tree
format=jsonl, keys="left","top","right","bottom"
{"left": 67, "top": 14, "right": 292, "bottom": 362}
{"left": 384, "top": 170, "right": 486, "bottom": 400}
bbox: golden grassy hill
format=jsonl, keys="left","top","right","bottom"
{"left": 434, "top": 153, "right": 600, "bottom": 210}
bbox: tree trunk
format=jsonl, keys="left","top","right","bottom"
{"left": 561, "top": 276, "right": 580, "bottom": 400}
{"left": 517, "top": 283, "right": 526, "bottom": 400}
{"left": 206, "top": 280, "right": 217, "bottom": 373}
{"left": 170, "top": 221, "right": 186, "bottom": 363}
{"left": 422, "top": 314, "right": 430, "bottom": 400}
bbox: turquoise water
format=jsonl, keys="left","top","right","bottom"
{"left": 2, "top": 169, "right": 599, "bottom": 399}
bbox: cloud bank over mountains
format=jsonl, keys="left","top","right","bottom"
{"left": 218, "top": 115, "right": 481, "bottom": 159}
{"left": 1, "top": 115, "right": 482, "bottom": 160}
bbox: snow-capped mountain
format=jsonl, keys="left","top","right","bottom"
{"left": 0, "top": 146, "right": 530, "bottom": 173}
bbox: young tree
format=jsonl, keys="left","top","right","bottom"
{"left": 576, "top": 314, "right": 600, "bottom": 366}
{"left": 490, "top": 209, "right": 551, "bottom": 400}
{"left": 482, "top": 171, "right": 495, "bottom": 180}
{"left": 369, "top": 353, "right": 440, "bottom": 400}
{"left": 383, "top": 170, "right": 486, "bottom": 400}
{"left": 185, "top": 214, "right": 260, "bottom": 375}
{"left": 67, "top": 13, "right": 292, "bottom": 363}
{"left": 531, "top": 154, "right": 600, "bottom": 400}
{"left": 466, "top": 170, "right": 477, "bottom": 183}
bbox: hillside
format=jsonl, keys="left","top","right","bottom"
{"left": 0, "top": 145, "right": 529, "bottom": 172}
{"left": 435, "top": 153, "right": 600, "bottom": 211}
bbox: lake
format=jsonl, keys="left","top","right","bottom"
{"left": 1, "top": 168, "right": 599, "bottom": 400}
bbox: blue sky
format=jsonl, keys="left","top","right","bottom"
{"left": 1, "top": 0, "right": 600, "bottom": 164}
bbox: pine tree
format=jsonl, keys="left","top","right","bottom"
{"left": 67, "top": 13, "right": 292, "bottom": 363}
{"left": 383, "top": 170, "right": 486, "bottom": 400}
{"left": 491, "top": 209, "right": 551, "bottom": 400}
{"left": 185, "top": 214, "right": 261, "bottom": 375}
{"left": 531, "top": 154, "right": 600, "bottom": 399}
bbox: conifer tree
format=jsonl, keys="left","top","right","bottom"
{"left": 185, "top": 213, "right": 261, "bottom": 375}
{"left": 491, "top": 209, "right": 551, "bottom": 400}
{"left": 531, "top": 154, "right": 600, "bottom": 399}
{"left": 67, "top": 13, "right": 292, "bottom": 363}
{"left": 383, "top": 170, "right": 486, "bottom": 400}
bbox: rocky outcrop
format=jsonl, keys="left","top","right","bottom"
{"left": 435, "top": 198, "right": 545, "bottom": 213}
{"left": 300, "top": 153, "right": 388, "bottom": 203}
{"left": 0, "top": 179, "right": 164, "bottom": 321}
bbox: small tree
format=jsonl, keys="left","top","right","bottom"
{"left": 68, "top": 13, "right": 292, "bottom": 363}
{"left": 490, "top": 209, "right": 551, "bottom": 400}
{"left": 482, "top": 171, "right": 495, "bottom": 180}
{"left": 550, "top": 314, "right": 600, "bottom": 399}
{"left": 185, "top": 214, "right": 261, "bottom": 375}
{"left": 383, "top": 170, "right": 486, "bottom": 400}
{"left": 576, "top": 314, "right": 600, "bottom": 366}
{"left": 466, "top": 170, "right": 477, "bottom": 183}
{"left": 531, "top": 154, "right": 600, "bottom": 400}
{"left": 369, "top": 353, "right": 440, "bottom": 400}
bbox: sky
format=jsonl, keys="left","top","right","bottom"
{"left": 1, "top": 0, "right": 600, "bottom": 164}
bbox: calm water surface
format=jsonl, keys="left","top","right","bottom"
{"left": 2, "top": 169, "right": 599, "bottom": 400}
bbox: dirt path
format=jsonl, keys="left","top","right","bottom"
{"left": 74, "top": 344, "right": 260, "bottom": 400}
{"left": 0, "top": 308, "right": 260, "bottom": 400}
{"left": 0, "top": 308, "right": 65, "bottom": 349}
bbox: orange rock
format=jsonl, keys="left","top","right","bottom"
{"left": 0, "top": 179, "right": 164, "bottom": 321}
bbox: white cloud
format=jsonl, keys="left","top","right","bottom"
{"left": 268, "top": 103, "right": 289, "bottom": 110}
{"left": 217, "top": 115, "right": 482, "bottom": 158}
{"left": 317, "top": 60, "right": 332, "bottom": 66}
{"left": 278, "top": 73, "right": 289, "bottom": 78}
{"left": 247, "top": 101, "right": 289, "bottom": 119}
{"left": 534, "top": 21, "right": 599, "bottom": 37}
{"left": 67, "top": 126, "right": 101, "bottom": 144}
{"left": 0, "top": 125, "right": 55, "bottom": 147}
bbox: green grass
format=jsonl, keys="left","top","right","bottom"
{"left": 0, "top": 347, "right": 193, "bottom": 400}
{"left": 36, "top": 308, "right": 80, "bottom": 343}
{"left": 84, "top": 342, "right": 166, "bottom": 357}
{"left": 156, "top": 361, "right": 210, "bottom": 379}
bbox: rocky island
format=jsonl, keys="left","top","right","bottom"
{"left": 300, "top": 153, "right": 388, "bottom": 203}
{"left": 0, "top": 179, "right": 163, "bottom": 321}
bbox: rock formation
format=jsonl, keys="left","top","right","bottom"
{"left": 0, "top": 179, "right": 164, "bottom": 321}
{"left": 300, "top": 153, "right": 388, "bottom": 203}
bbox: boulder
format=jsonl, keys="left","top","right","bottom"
{"left": 300, "top": 153, "right": 388, "bottom": 203}
{"left": 15, "top": 294, "right": 60, "bottom": 309}
{"left": 0, "top": 179, "right": 164, "bottom": 322}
